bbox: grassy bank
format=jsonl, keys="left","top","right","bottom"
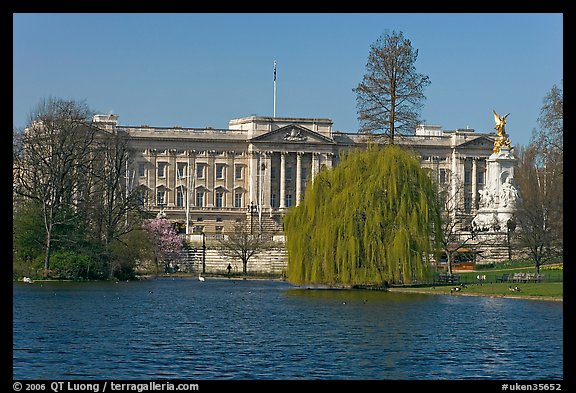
{"left": 390, "top": 281, "right": 563, "bottom": 301}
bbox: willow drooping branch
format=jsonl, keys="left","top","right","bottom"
{"left": 284, "top": 144, "right": 441, "bottom": 286}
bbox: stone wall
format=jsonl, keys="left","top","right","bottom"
{"left": 175, "top": 246, "right": 288, "bottom": 275}
{"left": 461, "top": 231, "right": 529, "bottom": 265}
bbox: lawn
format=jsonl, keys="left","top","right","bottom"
{"left": 391, "top": 281, "right": 563, "bottom": 300}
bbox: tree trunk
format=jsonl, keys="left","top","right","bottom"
{"left": 43, "top": 206, "right": 54, "bottom": 275}
{"left": 43, "top": 232, "right": 52, "bottom": 276}
{"left": 447, "top": 251, "right": 453, "bottom": 275}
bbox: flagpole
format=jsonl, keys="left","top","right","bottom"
{"left": 273, "top": 59, "right": 277, "bottom": 118}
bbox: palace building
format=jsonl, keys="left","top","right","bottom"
{"left": 93, "top": 114, "right": 499, "bottom": 240}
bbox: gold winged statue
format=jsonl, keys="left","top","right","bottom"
{"left": 492, "top": 110, "right": 511, "bottom": 153}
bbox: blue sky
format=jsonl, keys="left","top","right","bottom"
{"left": 13, "top": 13, "right": 563, "bottom": 147}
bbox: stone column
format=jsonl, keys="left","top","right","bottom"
{"left": 262, "top": 151, "right": 272, "bottom": 210}
{"left": 190, "top": 151, "right": 197, "bottom": 207}
{"left": 279, "top": 152, "right": 286, "bottom": 209}
{"left": 150, "top": 149, "right": 157, "bottom": 206}
{"left": 145, "top": 149, "right": 151, "bottom": 203}
{"left": 207, "top": 151, "right": 215, "bottom": 207}
{"left": 249, "top": 150, "right": 258, "bottom": 206}
{"left": 169, "top": 149, "right": 177, "bottom": 206}
{"left": 311, "top": 152, "right": 318, "bottom": 183}
{"left": 225, "top": 151, "right": 234, "bottom": 208}
{"left": 325, "top": 152, "right": 333, "bottom": 169}
{"left": 471, "top": 157, "right": 478, "bottom": 210}
{"left": 450, "top": 149, "right": 458, "bottom": 219}
{"left": 296, "top": 152, "right": 303, "bottom": 206}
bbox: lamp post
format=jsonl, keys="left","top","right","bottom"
{"left": 248, "top": 201, "right": 257, "bottom": 234}
{"left": 177, "top": 170, "right": 192, "bottom": 237}
{"left": 507, "top": 218, "right": 516, "bottom": 261}
{"left": 202, "top": 230, "right": 206, "bottom": 274}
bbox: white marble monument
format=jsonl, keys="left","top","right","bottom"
{"left": 472, "top": 111, "right": 520, "bottom": 232}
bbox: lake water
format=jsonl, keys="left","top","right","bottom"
{"left": 13, "top": 278, "right": 563, "bottom": 380}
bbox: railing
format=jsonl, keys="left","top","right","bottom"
{"left": 116, "top": 126, "right": 248, "bottom": 135}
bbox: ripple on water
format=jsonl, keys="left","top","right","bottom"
{"left": 13, "top": 279, "right": 563, "bottom": 380}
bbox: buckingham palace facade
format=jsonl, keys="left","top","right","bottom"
{"left": 93, "top": 114, "right": 498, "bottom": 238}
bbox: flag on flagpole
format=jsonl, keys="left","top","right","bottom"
{"left": 274, "top": 60, "right": 276, "bottom": 82}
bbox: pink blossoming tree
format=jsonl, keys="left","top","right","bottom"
{"left": 142, "top": 218, "right": 184, "bottom": 273}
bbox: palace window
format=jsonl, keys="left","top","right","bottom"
{"left": 465, "top": 169, "right": 472, "bottom": 185}
{"left": 234, "top": 192, "right": 243, "bottom": 208}
{"left": 464, "top": 195, "right": 472, "bottom": 212}
{"left": 177, "top": 162, "right": 187, "bottom": 179}
{"left": 439, "top": 169, "right": 447, "bottom": 184}
{"left": 196, "top": 192, "right": 204, "bottom": 207}
{"left": 235, "top": 165, "right": 243, "bottom": 179}
{"left": 216, "top": 164, "right": 225, "bottom": 179}
{"left": 285, "top": 194, "right": 293, "bottom": 207}
{"left": 271, "top": 193, "right": 276, "bottom": 208}
{"left": 286, "top": 167, "right": 293, "bottom": 181}
{"left": 215, "top": 192, "right": 223, "bottom": 208}
{"left": 477, "top": 170, "right": 485, "bottom": 185}
{"left": 137, "top": 189, "right": 146, "bottom": 207}
{"left": 157, "top": 162, "right": 167, "bottom": 178}
{"left": 157, "top": 190, "right": 165, "bottom": 206}
{"left": 196, "top": 164, "right": 205, "bottom": 179}
{"left": 138, "top": 163, "right": 146, "bottom": 177}
{"left": 176, "top": 188, "right": 185, "bottom": 207}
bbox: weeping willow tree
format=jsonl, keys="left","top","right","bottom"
{"left": 284, "top": 144, "right": 441, "bottom": 287}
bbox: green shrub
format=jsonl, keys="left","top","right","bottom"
{"left": 50, "top": 251, "right": 93, "bottom": 280}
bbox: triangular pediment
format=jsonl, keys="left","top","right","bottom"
{"left": 250, "top": 124, "right": 335, "bottom": 144}
{"left": 457, "top": 135, "right": 495, "bottom": 149}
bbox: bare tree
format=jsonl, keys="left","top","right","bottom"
{"left": 87, "top": 129, "right": 147, "bottom": 275}
{"left": 513, "top": 84, "right": 563, "bottom": 273}
{"left": 217, "top": 218, "right": 275, "bottom": 275}
{"left": 13, "top": 98, "right": 98, "bottom": 274}
{"left": 354, "top": 30, "right": 430, "bottom": 144}
{"left": 514, "top": 145, "right": 563, "bottom": 273}
{"left": 433, "top": 174, "right": 478, "bottom": 275}
{"left": 533, "top": 82, "right": 563, "bottom": 157}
